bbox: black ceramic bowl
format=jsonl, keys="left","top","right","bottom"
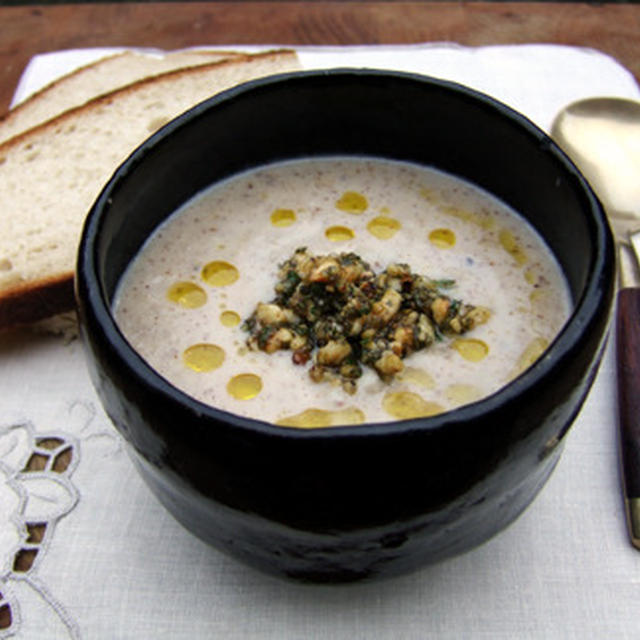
{"left": 76, "top": 69, "right": 615, "bottom": 583}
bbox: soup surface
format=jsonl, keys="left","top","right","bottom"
{"left": 114, "top": 157, "right": 571, "bottom": 427}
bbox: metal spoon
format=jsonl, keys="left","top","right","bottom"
{"left": 552, "top": 97, "right": 640, "bottom": 549}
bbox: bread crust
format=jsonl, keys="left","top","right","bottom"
{"left": 1, "top": 49, "right": 291, "bottom": 151}
{"left": 0, "top": 273, "right": 74, "bottom": 329}
{"left": 4, "top": 52, "right": 123, "bottom": 116}
{"left": 0, "top": 48, "right": 245, "bottom": 145}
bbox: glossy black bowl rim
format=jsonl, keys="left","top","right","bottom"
{"left": 77, "top": 68, "right": 614, "bottom": 442}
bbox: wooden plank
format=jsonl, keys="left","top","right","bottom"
{"left": 1, "top": 2, "right": 640, "bottom": 113}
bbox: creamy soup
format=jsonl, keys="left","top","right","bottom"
{"left": 113, "top": 157, "right": 571, "bottom": 427}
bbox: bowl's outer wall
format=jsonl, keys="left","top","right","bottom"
{"left": 77, "top": 71, "right": 615, "bottom": 581}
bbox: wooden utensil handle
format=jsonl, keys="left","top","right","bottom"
{"left": 616, "top": 287, "right": 640, "bottom": 498}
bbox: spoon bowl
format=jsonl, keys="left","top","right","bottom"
{"left": 551, "top": 96, "right": 640, "bottom": 237}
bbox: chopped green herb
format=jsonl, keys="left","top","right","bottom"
{"left": 432, "top": 278, "right": 456, "bottom": 289}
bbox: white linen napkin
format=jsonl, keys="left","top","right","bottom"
{"left": 1, "top": 44, "right": 639, "bottom": 640}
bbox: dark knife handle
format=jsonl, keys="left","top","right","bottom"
{"left": 616, "top": 286, "right": 640, "bottom": 548}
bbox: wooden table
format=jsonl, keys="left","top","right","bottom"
{"left": 2, "top": 2, "right": 640, "bottom": 113}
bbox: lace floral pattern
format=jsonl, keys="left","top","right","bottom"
{"left": 0, "top": 400, "right": 114, "bottom": 639}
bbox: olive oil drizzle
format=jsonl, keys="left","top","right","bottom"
{"left": 220, "top": 310, "right": 241, "bottom": 327}
{"left": 429, "top": 228, "right": 456, "bottom": 248}
{"left": 183, "top": 343, "right": 225, "bottom": 372}
{"left": 325, "top": 225, "right": 355, "bottom": 242}
{"left": 336, "top": 190, "right": 368, "bottom": 214}
{"left": 202, "top": 260, "right": 239, "bottom": 287}
{"left": 276, "top": 407, "right": 365, "bottom": 428}
{"left": 367, "top": 216, "right": 401, "bottom": 239}
{"left": 167, "top": 281, "right": 207, "bottom": 308}
{"left": 227, "top": 373, "right": 263, "bottom": 400}
{"left": 382, "top": 391, "right": 444, "bottom": 419}
{"left": 270, "top": 208, "right": 297, "bottom": 227}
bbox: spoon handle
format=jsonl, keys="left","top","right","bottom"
{"left": 616, "top": 286, "right": 640, "bottom": 549}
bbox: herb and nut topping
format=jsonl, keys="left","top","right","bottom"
{"left": 243, "top": 248, "right": 490, "bottom": 393}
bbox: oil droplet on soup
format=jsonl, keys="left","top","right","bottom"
{"left": 382, "top": 391, "right": 444, "bottom": 419}
{"left": 529, "top": 288, "right": 552, "bottom": 307}
{"left": 336, "top": 191, "right": 368, "bottom": 214}
{"left": 452, "top": 338, "right": 489, "bottom": 362}
{"left": 446, "top": 383, "right": 483, "bottom": 407}
{"left": 325, "top": 225, "right": 355, "bottom": 242}
{"left": 220, "top": 310, "right": 241, "bottom": 327}
{"left": 429, "top": 228, "right": 456, "bottom": 248}
{"left": 276, "top": 407, "right": 365, "bottom": 428}
{"left": 524, "top": 266, "right": 540, "bottom": 285}
{"left": 270, "top": 208, "right": 296, "bottom": 227}
{"left": 419, "top": 186, "right": 439, "bottom": 204}
{"left": 512, "top": 337, "right": 549, "bottom": 376}
{"left": 499, "top": 229, "right": 528, "bottom": 265}
{"left": 166, "top": 281, "right": 207, "bottom": 308}
{"left": 367, "top": 216, "right": 401, "bottom": 239}
{"left": 395, "top": 366, "right": 435, "bottom": 389}
{"left": 227, "top": 373, "right": 262, "bottom": 400}
{"left": 440, "top": 204, "right": 494, "bottom": 230}
{"left": 183, "top": 343, "right": 225, "bottom": 372}
{"left": 201, "top": 260, "right": 239, "bottom": 287}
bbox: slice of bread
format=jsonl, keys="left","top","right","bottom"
{"left": 1, "top": 49, "right": 244, "bottom": 145}
{"left": 0, "top": 49, "right": 301, "bottom": 330}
